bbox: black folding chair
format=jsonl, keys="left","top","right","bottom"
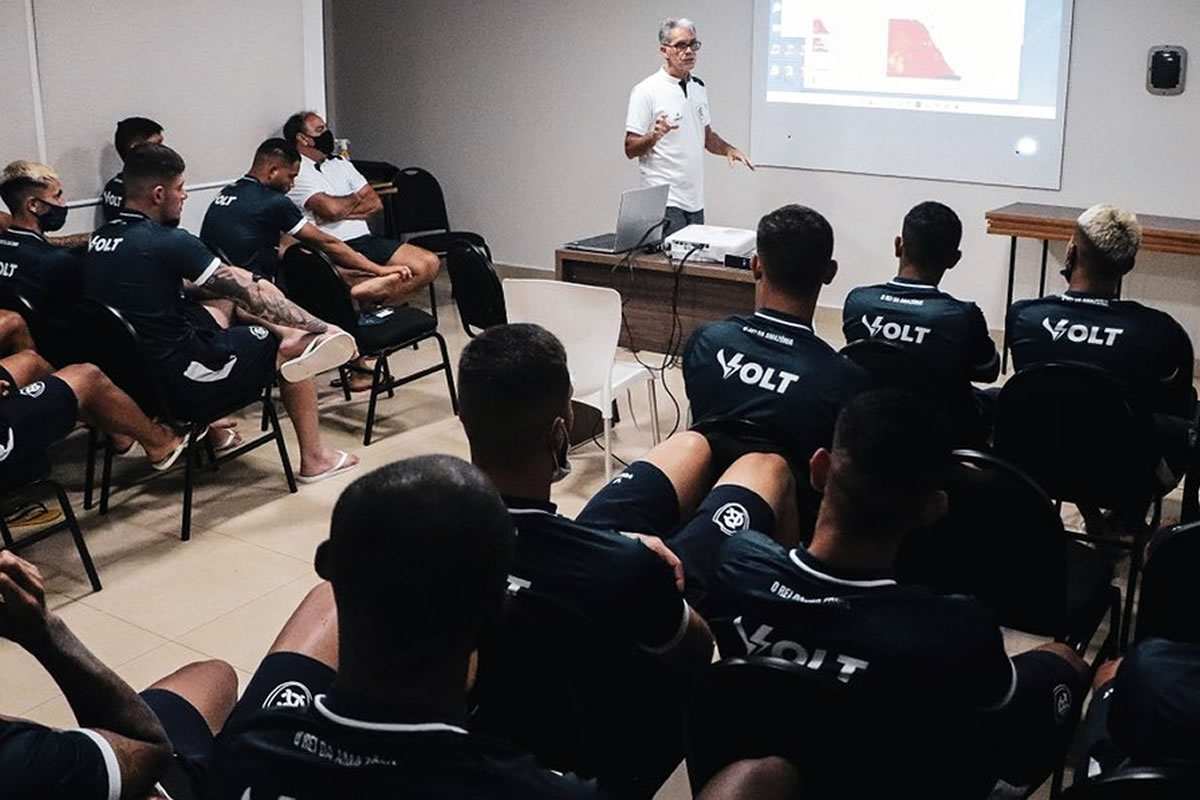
{"left": 0, "top": 284, "right": 73, "bottom": 368}
{"left": 994, "top": 363, "right": 1167, "bottom": 649}
{"left": 1063, "top": 766, "right": 1199, "bottom": 799}
{"left": 841, "top": 338, "right": 986, "bottom": 447}
{"left": 0, "top": 456, "right": 101, "bottom": 591}
{"left": 72, "top": 298, "right": 296, "bottom": 541}
{"left": 279, "top": 246, "right": 457, "bottom": 445}
{"left": 1135, "top": 521, "right": 1200, "bottom": 645}
{"left": 445, "top": 239, "right": 505, "bottom": 337}
{"left": 687, "top": 657, "right": 1000, "bottom": 799}
{"left": 900, "top": 450, "right": 1121, "bottom": 662}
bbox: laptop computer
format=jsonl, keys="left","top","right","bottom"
{"left": 564, "top": 184, "right": 670, "bottom": 254}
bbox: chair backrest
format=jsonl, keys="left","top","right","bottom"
{"left": 1062, "top": 766, "right": 1199, "bottom": 799}
{"left": 389, "top": 166, "right": 451, "bottom": 236}
{"left": 687, "top": 657, "right": 999, "bottom": 798}
{"left": 70, "top": 297, "right": 172, "bottom": 420}
{"left": 994, "top": 362, "right": 1159, "bottom": 507}
{"left": 445, "top": 239, "right": 506, "bottom": 336}
{"left": 0, "top": 283, "right": 73, "bottom": 366}
{"left": 898, "top": 449, "right": 1072, "bottom": 636}
{"left": 277, "top": 245, "right": 359, "bottom": 336}
{"left": 502, "top": 279, "right": 620, "bottom": 403}
{"left": 349, "top": 159, "right": 399, "bottom": 185}
{"left": 1136, "top": 521, "right": 1200, "bottom": 645}
{"left": 841, "top": 338, "right": 984, "bottom": 445}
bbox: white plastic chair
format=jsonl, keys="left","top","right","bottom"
{"left": 502, "top": 279, "right": 661, "bottom": 480}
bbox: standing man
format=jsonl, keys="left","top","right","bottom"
{"left": 625, "top": 17, "right": 754, "bottom": 236}
{"left": 282, "top": 111, "right": 439, "bottom": 304}
{"left": 101, "top": 117, "right": 164, "bottom": 223}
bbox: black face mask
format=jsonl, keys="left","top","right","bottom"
{"left": 36, "top": 202, "right": 68, "bottom": 233}
{"left": 311, "top": 130, "right": 335, "bottom": 156}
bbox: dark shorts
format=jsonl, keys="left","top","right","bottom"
{"left": 993, "top": 649, "right": 1088, "bottom": 788}
{"left": 0, "top": 374, "right": 77, "bottom": 475}
{"left": 345, "top": 233, "right": 403, "bottom": 266}
{"left": 664, "top": 207, "right": 705, "bottom": 238}
{"left": 142, "top": 688, "right": 215, "bottom": 800}
{"left": 160, "top": 307, "right": 279, "bottom": 423}
{"left": 577, "top": 460, "right": 682, "bottom": 537}
{"left": 222, "top": 651, "right": 337, "bottom": 736}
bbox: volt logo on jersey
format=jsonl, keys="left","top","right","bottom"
{"left": 715, "top": 349, "right": 800, "bottom": 394}
{"left": 863, "top": 315, "right": 931, "bottom": 344}
{"left": 1041, "top": 318, "right": 1124, "bottom": 346}
{"left": 213, "top": 194, "right": 238, "bottom": 206}
{"left": 0, "top": 262, "right": 16, "bottom": 277}
{"left": 732, "top": 616, "right": 869, "bottom": 683}
{"left": 87, "top": 236, "right": 124, "bottom": 252}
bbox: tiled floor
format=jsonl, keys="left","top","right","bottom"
{"left": 0, "top": 279, "right": 1171, "bottom": 799}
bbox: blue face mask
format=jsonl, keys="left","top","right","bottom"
{"left": 36, "top": 201, "right": 68, "bottom": 233}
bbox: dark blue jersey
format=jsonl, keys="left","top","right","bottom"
{"left": 1007, "top": 292, "right": 1194, "bottom": 417}
{"left": 100, "top": 174, "right": 124, "bottom": 223}
{"left": 683, "top": 308, "right": 869, "bottom": 460}
{"left": 200, "top": 175, "right": 306, "bottom": 279}
{"left": 705, "top": 532, "right": 1016, "bottom": 709}
{"left": 0, "top": 226, "right": 83, "bottom": 313}
{"left": 504, "top": 498, "right": 688, "bottom": 652}
{"left": 208, "top": 695, "right": 604, "bottom": 800}
{"left": 1109, "top": 638, "right": 1200, "bottom": 768}
{"left": 0, "top": 721, "right": 119, "bottom": 799}
{"left": 843, "top": 277, "right": 999, "bottom": 382}
{"left": 82, "top": 210, "right": 224, "bottom": 368}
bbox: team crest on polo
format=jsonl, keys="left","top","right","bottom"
{"left": 712, "top": 502, "right": 750, "bottom": 536}
{"left": 1052, "top": 684, "right": 1072, "bottom": 723}
{"left": 263, "top": 681, "right": 313, "bottom": 710}
{"left": 19, "top": 381, "right": 45, "bottom": 398}
{"left": 249, "top": 326, "right": 269, "bottom": 341}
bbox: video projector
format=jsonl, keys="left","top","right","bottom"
{"left": 663, "top": 224, "right": 756, "bottom": 264}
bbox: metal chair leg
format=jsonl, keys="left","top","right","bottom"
{"left": 265, "top": 394, "right": 297, "bottom": 493}
{"left": 99, "top": 439, "right": 115, "bottom": 514}
{"left": 363, "top": 356, "right": 387, "bottom": 446}
{"left": 603, "top": 414, "right": 613, "bottom": 482}
{"left": 436, "top": 334, "right": 459, "bottom": 413}
{"left": 180, "top": 425, "right": 201, "bottom": 541}
{"left": 428, "top": 281, "right": 438, "bottom": 323}
{"left": 55, "top": 481, "right": 101, "bottom": 591}
{"left": 84, "top": 428, "right": 98, "bottom": 510}
{"left": 648, "top": 379, "right": 661, "bottom": 444}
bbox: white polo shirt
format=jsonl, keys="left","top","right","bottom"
{"left": 625, "top": 68, "right": 711, "bottom": 213}
{"left": 287, "top": 154, "right": 371, "bottom": 242}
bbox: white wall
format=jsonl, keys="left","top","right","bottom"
{"left": 329, "top": 0, "right": 1200, "bottom": 335}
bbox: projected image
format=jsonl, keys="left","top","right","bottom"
{"left": 767, "top": 0, "right": 1061, "bottom": 119}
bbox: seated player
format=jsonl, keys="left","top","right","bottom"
{"left": 1074, "top": 638, "right": 1200, "bottom": 784}
{"left": 683, "top": 204, "right": 867, "bottom": 527}
{"left": 101, "top": 116, "right": 163, "bottom": 223}
{"left": 702, "top": 390, "right": 1090, "bottom": 796}
{"left": 843, "top": 201, "right": 999, "bottom": 383}
{"left": 0, "top": 161, "right": 84, "bottom": 317}
{"left": 0, "top": 349, "right": 190, "bottom": 474}
{"left": 206, "top": 455, "right": 603, "bottom": 799}
{"left": 458, "top": 323, "right": 798, "bottom": 796}
{"left": 201, "top": 138, "right": 406, "bottom": 296}
{"left": 83, "top": 143, "right": 359, "bottom": 482}
{"left": 0, "top": 549, "right": 239, "bottom": 800}
{"left": 282, "top": 111, "right": 439, "bottom": 305}
{"left": 0, "top": 310, "right": 36, "bottom": 356}
{"left": 1007, "top": 204, "right": 1195, "bottom": 487}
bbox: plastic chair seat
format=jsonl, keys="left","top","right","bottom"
{"left": 355, "top": 306, "right": 437, "bottom": 354}
{"left": 408, "top": 230, "right": 485, "bottom": 256}
{"left": 576, "top": 361, "right": 653, "bottom": 416}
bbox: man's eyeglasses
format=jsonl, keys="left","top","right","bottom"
{"left": 667, "top": 39, "right": 702, "bottom": 53}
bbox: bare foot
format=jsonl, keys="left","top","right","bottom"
{"left": 144, "top": 427, "right": 187, "bottom": 465}
{"left": 299, "top": 448, "right": 360, "bottom": 479}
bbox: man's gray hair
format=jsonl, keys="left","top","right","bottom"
{"left": 658, "top": 17, "right": 697, "bottom": 44}
{"left": 1076, "top": 204, "right": 1142, "bottom": 267}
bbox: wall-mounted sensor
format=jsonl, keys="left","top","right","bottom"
{"left": 1015, "top": 136, "right": 1038, "bottom": 156}
{"left": 1147, "top": 46, "right": 1187, "bottom": 95}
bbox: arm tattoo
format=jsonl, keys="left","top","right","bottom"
{"left": 204, "top": 266, "right": 329, "bottom": 333}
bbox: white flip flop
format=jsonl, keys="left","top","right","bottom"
{"left": 297, "top": 450, "right": 358, "bottom": 484}
{"left": 151, "top": 438, "right": 190, "bottom": 472}
{"left": 280, "top": 331, "right": 356, "bottom": 383}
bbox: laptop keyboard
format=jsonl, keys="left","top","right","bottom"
{"left": 566, "top": 232, "right": 617, "bottom": 251}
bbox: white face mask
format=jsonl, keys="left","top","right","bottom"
{"left": 550, "top": 418, "right": 572, "bottom": 483}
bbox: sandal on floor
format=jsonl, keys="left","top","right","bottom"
{"left": 297, "top": 450, "right": 358, "bottom": 484}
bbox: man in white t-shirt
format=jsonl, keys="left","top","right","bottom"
{"left": 282, "top": 111, "right": 439, "bottom": 306}
{"left": 625, "top": 17, "right": 754, "bottom": 236}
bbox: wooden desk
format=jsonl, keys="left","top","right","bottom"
{"left": 986, "top": 202, "right": 1200, "bottom": 371}
{"left": 555, "top": 248, "right": 756, "bottom": 354}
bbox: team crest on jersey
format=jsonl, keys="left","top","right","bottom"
{"left": 19, "top": 381, "right": 45, "bottom": 398}
{"left": 1052, "top": 683, "right": 1073, "bottom": 723}
{"left": 263, "top": 681, "right": 313, "bottom": 710}
{"left": 249, "top": 326, "right": 269, "bottom": 341}
{"left": 712, "top": 502, "right": 750, "bottom": 536}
